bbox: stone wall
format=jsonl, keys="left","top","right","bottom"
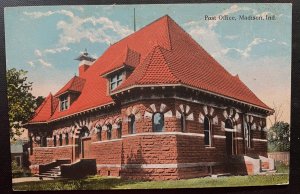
{"left": 28, "top": 98, "right": 269, "bottom": 179}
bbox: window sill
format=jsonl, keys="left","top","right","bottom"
{"left": 205, "top": 146, "right": 216, "bottom": 149}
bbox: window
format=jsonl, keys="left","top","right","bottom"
{"left": 60, "top": 96, "right": 69, "bottom": 111}
{"left": 153, "top": 112, "right": 164, "bottom": 132}
{"left": 117, "top": 122, "right": 122, "bottom": 138}
{"left": 128, "top": 114, "right": 136, "bottom": 134}
{"left": 246, "top": 123, "right": 252, "bottom": 148}
{"left": 204, "top": 117, "right": 212, "bottom": 146}
{"left": 53, "top": 135, "right": 57, "bottom": 147}
{"left": 29, "top": 136, "right": 33, "bottom": 155}
{"left": 261, "top": 129, "right": 265, "bottom": 139}
{"left": 107, "top": 124, "right": 112, "bottom": 140}
{"left": 110, "top": 73, "right": 123, "bottom": 90}
{"left": 15, "top": 156, "right": 22, "bottom": 167}
{"left": 96, "top": 127, "right": 102, "bottom": 141}
{"left": 79, "top": 127, "right": 90, "bottom": 139}
{"left": 41, "top": 136, "right": 47, "bottom": 147}
{"left": 65, "top": 133, "right": 69, "bottom": 145}
{"left": 181, "top": 113, "right": 186, "bottom": 132}
{"left": 260, "top": 124, "right": 266, "bottom": 139}
{"left": 59, "top": 134, "right": 63, "bottom": 146}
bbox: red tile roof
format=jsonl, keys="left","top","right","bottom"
{"left": 101, "top": 46, "right": 141, "bottom": 76}
{"left": 55, "top": 76, "right": 86, "bottom": 97}
{"left": 29, "top": 93, "right": 53, "bottom": 123}
{"left": 29, "top": 15, "right": 271, "bottom": 123}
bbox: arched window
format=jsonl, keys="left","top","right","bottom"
{"left": 128, "top": 114, "right": 136, "bottom": 134}
{"left": 204, "top": 117, "right": 212, "bottom": 146}
{"left": 65, "top": 133, "right": 69, "bottom": 145}
{"left": 247, "top": 123, "right": 252, "bottom": 148}
{"left": 181, "top": 113, "right": 186, "bottom": 132}
{"left": 107, "top": 124, "right": 112, "bottom": 140}
{"left": 225, "top": 119, "right": 233, "bottom": 129}
{"left": 80, "top": 126, "right": 90, "bottom": 138}
{"left": 117, "top": 122, "right": 122, "bottom": 139}
{"left": 53, "top": 135, "right": 57, "bottom": 147}
{"left": 96, "top": 126, "right": 102, "bottom": 141}
{"left": 41, "top": 136, "right": 47, "bottom": 147}
{"left": 59, "top": 134, "right": 63, "bottom": 146}
{"left": 153, "top": 112, "right": 164, "bottom": 132}
{"left": 29, "top": 136, "right": 33, "bottom": 155}
{"left": 225, "top": 118, "right": 234, "bottom": 156}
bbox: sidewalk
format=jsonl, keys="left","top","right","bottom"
{"left": 12, "top": 177, "right": 53, "bottom": 183}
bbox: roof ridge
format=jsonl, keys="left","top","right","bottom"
{"left": 165, "top": 15, "right": 173, "bottom": 51}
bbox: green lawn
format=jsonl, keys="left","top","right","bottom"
{"left": 13, "top": 174, "right": 289, "bottom": 190}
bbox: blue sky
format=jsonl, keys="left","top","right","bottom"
{"left": 4, "top": 4, "right": 291, "bottom": 124}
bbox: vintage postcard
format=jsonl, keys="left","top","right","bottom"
{"left": 5, "top": 3, "right": 291, "bottom": 190}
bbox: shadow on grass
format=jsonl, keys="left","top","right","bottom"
{"left": 12, "top": 176, "right": 142, "bottom": 191}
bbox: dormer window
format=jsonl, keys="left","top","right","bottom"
{"left": 110, "top": 73, "right": 123, "bottom": 90}
{"left": 60, "top": 95, "right": 69, "bottom": 111}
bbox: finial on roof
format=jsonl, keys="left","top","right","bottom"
{"left": 84, "top": 48, "right": 88, "bottom": 55}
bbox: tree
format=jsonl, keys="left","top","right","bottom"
{"left": 268, "top": 102, "right": 283, "bottom": 126}
{"left": 267, "top": 121, "right": 290, "bottom": 152}
{"left": 7, "top": 68, "right": 41, "bottom": 139}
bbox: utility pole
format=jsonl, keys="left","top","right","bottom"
{"left": 134, "top": 8, "right": 136, "bottom": 32}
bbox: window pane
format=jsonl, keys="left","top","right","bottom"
{"left": 118, "top": 123, "right": 122, "bottom": 138}
{"left": 153, "top": 113, "right": 164, "bottom": 132}
{"left": 65, "top": 133, "right": 69, "bottom": 145}
{"left": 117, "top": 80, "right": 122, "bottom": 86}
{"left": 204, "top": 117, "right": 210, "bottom": 145}
{"left": 116, "top": 74, "right": 120, "bottom": 80}
{"left": 111, "top": 75, "right": 117, "bottom": 82}
{"left": 107, "top": 124, "right": 112, "bottom": 140}
{"left": 53, "top": 136, "right": 56, "bottom": 147}
{"left": 128, "top": 115, "right": 136, "bottom": 134}
{"left": 181, "top": 114, "right": 186, "bottom": 132}
{"left": 111, "top": 82, "right": 116, "bottom": 90}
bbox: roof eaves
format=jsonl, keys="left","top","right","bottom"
{"left": 101, "top": 64, "right": 134, "bottom": 78}
{"left": 111, "top": 83, "right": 272, "bottom": 112}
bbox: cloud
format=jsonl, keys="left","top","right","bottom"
{"left": 24, "top": 9, "right": 133, "bottom": 46}
{"left": 27, "top": 61, "right": 35, "bottom": 67}
{"left": 23, "top": 10, "right": 74, "bottom": 19}
{"left": 38, "top": 59, "right": 52, "bottom": 67}
{"left": 34, "top": 49, "right": 42, "bottom": 57}
{"left": 224, "top": 35, "right": 239, "bottom": 40}
{"left": 57, "top": 15, "right": 133, "bottom": 46}
{"left": 222, "top": 38, "right": 288, "bottom": 58}
{"left": 44, "top": 46, "right": 70, "bottom": 54}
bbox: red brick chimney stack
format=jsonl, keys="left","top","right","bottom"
{"left": 75, "top": 49, "right": 95, "bottom": 77}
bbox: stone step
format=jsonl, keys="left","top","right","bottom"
{"left": 46, "top": 169, "right": 61, "bottom": 173}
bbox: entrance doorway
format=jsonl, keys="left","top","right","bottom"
{"left": 225, "top": 119, "right": 236, "bottom": 156}
{"left": 75, "top": 126, "right": 90, "bottom": 159}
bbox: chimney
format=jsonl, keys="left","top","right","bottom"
{"left": 75, "top": 49, "right": 96, "bottom": 77}
{"left": 79, "top": 64, "right": 90, "bottom": 77}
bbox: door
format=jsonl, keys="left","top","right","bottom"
{"left": 75, "top": 126, "right": 90, "bottom": 160}
{"left": 225, "top": 131, "right": 233, "bottom": 156}
{"left": 82, "top": 138, "right": 91, "bottom": 158}
{"left": 225, "top": 119, "right": 236, "bottom": 156}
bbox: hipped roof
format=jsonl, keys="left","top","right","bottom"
{"left": 29, "top": 15, "right": 271, "bottom": 124}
